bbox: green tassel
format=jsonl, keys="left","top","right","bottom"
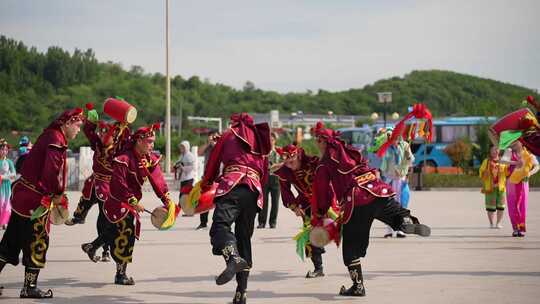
{"left": 30, "top": 206, "right": 48, "bottom": 220}
{"left": 293, "top": 223, "right": 311, "bottom": 261}
{"left": 87, "top": 109, "right": 99, "bottom": 123}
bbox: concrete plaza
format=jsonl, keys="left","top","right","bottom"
{"left": 1, "top": 190, "right": 539, "bottom": 303}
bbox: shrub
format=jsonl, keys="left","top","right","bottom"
{"left": 444, "top": 139, "right": 472, "bottom": 173}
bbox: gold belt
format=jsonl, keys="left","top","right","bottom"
{"left": 354, "top": 171, "right": 377, "bottom": 186}
{"left": 94, "top": 172, "right": 112, "bottom": 182}
{"left": 224, "top": 165, "right": 261, "bottom": 181}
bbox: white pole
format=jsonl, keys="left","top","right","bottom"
{"left": 165, "top": 0, "right": 171, "bottom": 174}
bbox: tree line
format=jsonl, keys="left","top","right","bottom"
{"left": 0, "top": 35, "right": 537, "bottom": 152}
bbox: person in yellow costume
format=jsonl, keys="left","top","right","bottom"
{"left": 479, "top": 146, "right": 508, "bottom": 229}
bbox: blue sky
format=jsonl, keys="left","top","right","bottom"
{"left": 1, "top": 0, "right": 539, "bottom": 92}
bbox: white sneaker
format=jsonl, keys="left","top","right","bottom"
{"left": 490, "top": 224, "right": 496, "bottom": 229}
{"left": 496, "top": 224, "right": 503, "bottom": 229}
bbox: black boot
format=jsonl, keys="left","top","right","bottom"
{"left": 216, "top": 244, "right": 248, "bottom": 286}
{"left": 339, "top": 263, "right": 366, "bottom": 297}
{"left": 101, "top": 248, "right": 111, "bottom": 263}
{"left": 20, "top": 268, "right": 53, "bottom": 298}
{"left": 400, "top": 215, "right": 431, "bottom": 237}
{"left": 306, "top": 252, "right": 324, "bottom": 278}
{"left": 114, "top": 263, "right": 135, "bottom": 285}
{"left": 81, "top": 243, "right": 100, "bottom": 262}
{"left": 232, "top": 271, "right": 249, "bottom": 304}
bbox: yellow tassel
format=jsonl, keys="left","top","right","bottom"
{"left": 160, "top": 201, "right": 176, "bottom": 230}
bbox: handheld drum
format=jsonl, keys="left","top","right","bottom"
{"left": 183, "top": 182, "right": 217, "bottom": 216}
{"left": 150, "top": 207, "right": 168, "bottom": 229}
{"left": 489, "top": 108, "right": 533, "bottom": 144}
{"left": 310, "top": 217, "right": 340, "bottom": 248}
{"left": 50, "top": 204, "right": 69, "bottom": 225}
{"left": 103, "top": 98, "right": 138, "bottom": 123}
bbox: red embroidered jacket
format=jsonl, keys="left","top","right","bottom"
{"left": 11, "top": 128, "right": 67, "bottom": 217}
{"left": 202, "top": 131, "right": 268, "bottom": 209}
{"left": 103, "top": 149, "right": 170, "bottom": 223}
{"left": 274, "top": 152, "right": 320, "bottom": 211}
{"left": 313, "top": 141, "right": 394, "bottom": 224}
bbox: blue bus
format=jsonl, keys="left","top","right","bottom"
{"left": 339, "top": 116, "right": 497, "bottom": 168}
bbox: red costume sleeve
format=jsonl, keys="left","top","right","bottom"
{"left": 312, "top": 164, "right": 332, "bottom": 218}
{"left": 202, "top": 132, "right": 227, "bottom": 185}
{"left": 149, "top": 163, "right": 170, "bottom": 205}
{"left": 41, "top": 145, "right": 66, "bottom": 195}
{"left": 83, "top": 120, "right": 100, "bottom": 150}
{"left": 278, "top": 178, "right": 297, "bottom": 208}
{"left": 261, "top": 156, "right": 269, "bottom": 187}
{"left": 110, "top": 159, "right": 135, "bottom": 202}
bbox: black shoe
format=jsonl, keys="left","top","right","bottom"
{"left": 195, "top": 223, "right": 208, "bottom": 230}
{"left": 269, "top": 223, "right": 276, "bottom": 229}
{"left": 0, "top": 286, "right": 3, "bottom": 296}
{"left": 20, "top": 287, "right": 53, "bottom": 298}
{"left": 256, "top": 223, "right": 265, "bottom": 229}
{"left": 81, "top": 243, "right": 100, "bottom": 263}
{"left": 401, "top": 222, "right": 431, "bottom": 237}
{"left": 383, "top": 233, "right": 393, "bottom": 238}
{"left": 101, "top": 250, "right": 111, "bottom": 262}
{"left": 232, "top": 291, "right": 247, "bottom": 304}
{"left": 216, "top": 256, "right": 248, "bottom": 285}
{"left": 306, "top": 269, "right": 325, "bottom": 278}
{"left": 114, "top": 274, "right": 135, "bottom": 285}
{"left": 339, "top": 283, "right": 366, "bottom": 297}
{"left": 65, "top": 217, "right": 85, "bottom": 226}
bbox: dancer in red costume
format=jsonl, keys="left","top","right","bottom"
{"left": 274, "top": 144, "right": 330, "bottom": 278}
{"left": 66, "top": 102, "right": 131, "bottom": 264}
{"left": 89, "top": 123, "right": 176, "bottom": 285}
{"left": 311, "top": 122, "right": 431, "bottom": 297}
{"left": 201, "top": 113, "right": 270, "bottom": 304}
{"left": 0, "top": 108, "right": 84, "bottom": 298}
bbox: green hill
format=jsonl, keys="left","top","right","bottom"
{"left": 0, "top": 35, "right": 537, "bottom": 149}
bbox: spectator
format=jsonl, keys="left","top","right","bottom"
{"left": 479, "top": 145, "right": 507, "bottom": 229}
{"left": 379, "top": 129, "right": 414, "bottom": 238}
{"left": 505, "top": 141, "right": 539, "bottom": 237}
{"left": 257, "top": 132, "right": 280, "bottom": 229}
{"left": 15, "top": 136, "right": 32, "bottom": 174}
{"left": 196, "top": 131, "right": 219, "bottom": 230}
{"left": 0, "top": 139, "right": 16, "bottom": 230}
{"left": 174, "top": 140, "right": 196, "bottom": 216}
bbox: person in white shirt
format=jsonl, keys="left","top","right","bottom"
{"left": 174, "top": 141, "right": 196, "bottom": 210}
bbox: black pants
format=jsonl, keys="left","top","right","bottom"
{"left": 342, "top": 197, "right": 410, "bottom": 266}
{"left": 90, "top": 201, "right": 110, "bottom": 252}
{"left": 73, "top": 191, "right": 97, "bottom": 222}
{"left": 99, "top": 214, "right": 136, "bottom": 264}
{"left": 77, "top": 188, "right": 109, "bottom": 251}
{"left": 210, "top": 185, "right": 258, "bottom": 267}
{"left": 258, "top": 177, "right": 280, "bottom": 226}
{"left": 200, "top": 211, "right": 210, "bottom": 225}
{"left": 0, "top": 212, "right": 49, "bottom": 268}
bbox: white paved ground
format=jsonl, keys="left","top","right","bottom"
{"left": 1, "top": 190, "right": 539, "bottom": 304}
